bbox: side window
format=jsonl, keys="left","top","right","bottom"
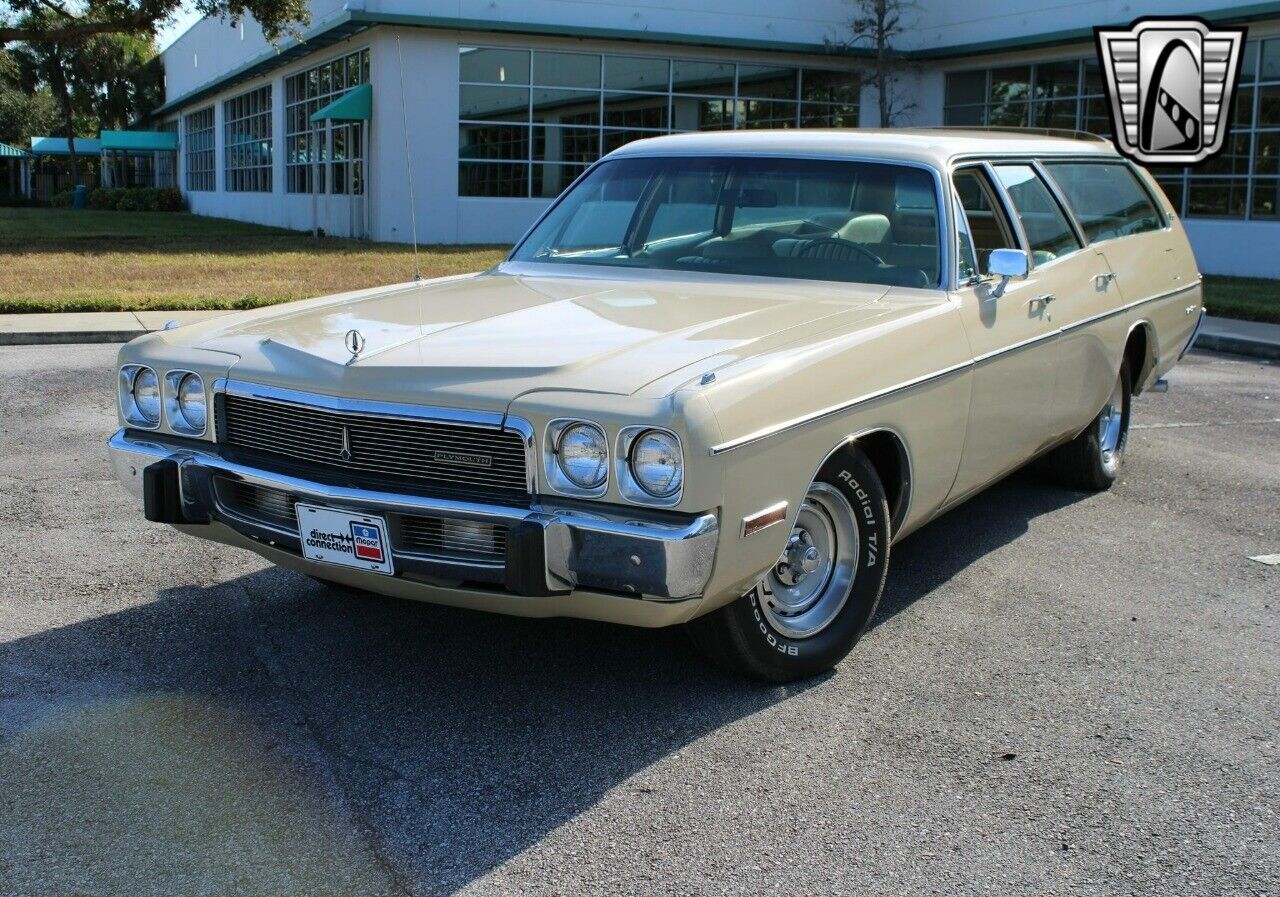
{"left": 992, "top": 164, "right": 1082, "bottom": 264}
{"left": 1043, "top": 162, "right": 1163, "bottom": 243}
{"left": 954, "top": 195, "right": 979, "bottom": 281}
{"left": 953, "top": 167, "right": 1016, "bottom": 276}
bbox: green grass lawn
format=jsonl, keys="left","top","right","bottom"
{"left": 1202, "top": 275, "right": 1280, "bottom": 325}
{"left": 1, "top": 207, "right": 1277, "bottom": 323}
{"left": 0, "top": 208, "right": 508, "bottom": 313}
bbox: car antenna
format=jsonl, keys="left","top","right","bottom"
{"left": 396, "top": 36, "right": 423, "bottom": 281}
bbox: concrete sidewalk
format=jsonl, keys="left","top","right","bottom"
{"left": 1, "top": 309, "right": 1278, "bottom": 359}
{"left": 1196, "top": 315, "right": 1280, "bottom": 361}
{"left": 0, "top": 310, "right": 233, "bottom": 345}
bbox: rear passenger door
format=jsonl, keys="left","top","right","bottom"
{"left": 1042, "top": 160, "right": 1197, "bottom": 399}
{"left": 988, "top": 162, "right": 1116, "bottom": 444}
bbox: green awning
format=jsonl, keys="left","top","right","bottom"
{"left": 0, "top": 142, "right": 30, "bottom": 158}
{"left": 30, "top": 136, "right": 102, "bottom": 156}
{"left": 99, "top": 129, "right": 179, "bottom": 152}
{"left": 310, "top": 83, "right": 371, "bottom": 123}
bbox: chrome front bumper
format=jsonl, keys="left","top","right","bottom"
{"left": 109, "top": 429, "right": 719, "bottom": 610}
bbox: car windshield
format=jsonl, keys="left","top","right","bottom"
{"left": 509, "top": 155, "right": 942, "bottom": 288}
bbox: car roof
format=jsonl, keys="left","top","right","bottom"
{"left": 605, "top": 128, "right": 1121, "bottom": 168}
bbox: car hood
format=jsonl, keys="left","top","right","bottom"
{"left": 190, "top": 269, "right": 890, "bottom": 411}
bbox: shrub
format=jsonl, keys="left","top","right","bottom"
{"left": 50, "top": 189, "right": 75, "bottom": 208}
{"left": 81, "top": 186, "right": 187, "bottom": 212}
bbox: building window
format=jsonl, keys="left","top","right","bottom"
{"left": 184, "top": 107, "right": 215, "bottom": 192}
{"left": 458, "top": 47, "right": 861, "bottom": 198}
{"left": 946, "top": 40, "right": 1280, "bottom": 221}
{"left": 285, "top": 48, "right": 370, "bottom": 194}
{"left": 223, "top": 86, "right": 273, "bottom": 192}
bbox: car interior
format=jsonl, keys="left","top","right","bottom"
{"left": 517, "top": 157, "right": 943, "bottom": 288}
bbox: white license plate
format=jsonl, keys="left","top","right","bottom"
{"left": 295, "top": 503, "right": 395, "bottom": 575}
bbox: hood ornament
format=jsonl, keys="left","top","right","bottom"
{"left": 344, "top": 329, "right": 366, "bottom": 359}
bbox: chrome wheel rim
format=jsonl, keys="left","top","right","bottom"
{"left": 757, "top": 482, "right": 859, "bottom": 639}
{"left": 1098, "top": 372, "right": 1126, "bottom": 473}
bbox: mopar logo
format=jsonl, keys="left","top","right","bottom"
{"left": 432, "top": 450, "right": 492, "bottom": 468}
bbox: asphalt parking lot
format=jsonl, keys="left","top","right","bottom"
{"left": 0, "top": 344, "right": 1276, "bottom": 897}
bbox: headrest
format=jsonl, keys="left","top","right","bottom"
{"left": 837, "top": 213, "right": 891, "bottom": 244}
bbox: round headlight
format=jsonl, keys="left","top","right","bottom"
{"left": 177, "top": 373, "right": 206, "bottom": 432}
{"left": 630, "top": 429, "right": 683, "bottom": 498}
{"left": 556, "top": 423, "right": 608, "bottom": 489}
{"left": 131, "top": 367, "right": 161, "bottom": 424}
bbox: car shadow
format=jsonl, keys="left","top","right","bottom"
{"left": 0, "top": 468, "right": 1087, "bottom": 894}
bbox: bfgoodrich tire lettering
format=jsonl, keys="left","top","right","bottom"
{"left": 686, "top": 447, "right": 891, "bottom": 682}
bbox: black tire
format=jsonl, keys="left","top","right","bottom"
{"left": 685, "top": 448, "right": 891, "bottom": 683}
{"left": 1044, "top": 358, "right": 1132, "bottom": 492}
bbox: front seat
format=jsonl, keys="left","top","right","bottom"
{"left": 836, "top": 213, "right": 891, "bottom": 245}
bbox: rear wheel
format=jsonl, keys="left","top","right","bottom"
{"left": 1045, "top": 358, "right": 1132, "bottom": 491}
{"left": 686, "top": 449, "right": 891, "bottom": 682}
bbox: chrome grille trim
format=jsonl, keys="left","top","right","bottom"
{"left": 215, "top": 380, "right": 534, "bottom": 495}
{"left": 214, "top": 477, "right": 508, "bottom": 567}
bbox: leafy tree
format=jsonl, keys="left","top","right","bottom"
{"left": 1, "top": 0, "right": 309, "bottom": 46}
{"left": 9, "top": 9, "right": 163, "bottom": 182}
{"left": 0, "top": 49, "right": 57, "bottom": 146}
{"left": 830, "top": 0, "right": 919, "bottom": 127}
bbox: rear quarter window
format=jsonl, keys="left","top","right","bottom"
{"left": 1044, "top": 162, "right": 1164, "bottom": 244}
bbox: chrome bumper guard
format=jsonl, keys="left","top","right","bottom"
{"left": 109, "top": 429, "right": 718, "bottom": 601}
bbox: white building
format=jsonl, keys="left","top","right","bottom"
{"left": 151, "top": 0, "right": 1280, "bottom": 276}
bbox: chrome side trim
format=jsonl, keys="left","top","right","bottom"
{"left": 708, "top": 280, "right": 1203, "bottom": 456}
{"left": 709, "top": 360, "right": 971, "bottom": 455}
{"left": 1060, "top": 281, "right": 1201, "bottom": 334}
{"left": 971, "top": 328, "right": 1059, "bottom": 364}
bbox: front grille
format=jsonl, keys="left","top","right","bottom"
{"left": 394, "top": 515, "right": 507, "bottom": 564}
{"left": 216, "top": 478, "right": 299, "bottom": 530}
{"left": 220, "top": 394, "right": 529, "bottom": 495}
{"left": 214, "top": 477, "right": 508, "bottom": 566}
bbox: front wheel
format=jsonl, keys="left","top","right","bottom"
{"left": 685, "top": 448, "right": 891, "bottom": 682}
{"left": 1044, "top": 358, "right": 1132, "bottom": 492}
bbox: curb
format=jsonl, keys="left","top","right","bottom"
{"left": 0, "top": 330, "right": 144, "bottom": 346}
{"left": 1193, "top": 333, "right": 1280, "bottom": 361}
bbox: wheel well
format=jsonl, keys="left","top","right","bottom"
{"left": 1125, "top": 323, "right": 1154, "bottom": 395}
{"left": 827, "top": 430, "right": 910, "bottom": 532}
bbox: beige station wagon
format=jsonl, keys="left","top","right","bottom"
{"left": 109, "top": 129, "right": 1204, "bottom": 681}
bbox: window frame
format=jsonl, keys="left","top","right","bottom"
{"left": 984, "top": 159, "right": 1087, "bottom": 267}
{"left": 1038, "top": 158, "right": 1170, "bottom": 246}
{"left": 458, "top": 45, "right": 864, "bottom": 199}
{"left": 183, "top": 106, "right": 216, "bottom": 193}
{"left": 222, "top": 84, "right": 274, "bottom": 193}
{"left": 506, "top": 153, "right": 950, "bottom": 290}
{"left": 950, "top": 162, "right": 1023, "bottom": 282}
{"left": 284, "top": 47, "right": 371, "bottom": 195}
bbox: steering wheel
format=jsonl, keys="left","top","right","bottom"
{"left": 798, "top": 237, "right": 886, "bottom": 267}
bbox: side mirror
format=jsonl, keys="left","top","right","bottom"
{"left": 986, "top": 248, "right": 1029, "bottom": 298}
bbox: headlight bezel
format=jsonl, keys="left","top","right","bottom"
{"left": 164, "top": 369, "right": 207, "bottom": 436}
{"left": 617, "top": 426, "right": 684, "bottom": 506}
{"left": 119, "top": 364, "right": 161, "bottom": 429}
{"left": 545, "top": 418, "right": 609, "bottom": 497}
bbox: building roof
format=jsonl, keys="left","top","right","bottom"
{"left": 0, "top": 142, "right": 30, "bottom": 158}
{"left": 100, "top": 130, "right": 179, "bottom": 152}
{"left": 606, "top": 128, "right": 1120, "bottom": 167}
{"left": 30, "top": 136, "right": 103, "bottom": 156}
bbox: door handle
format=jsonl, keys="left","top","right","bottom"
{"left": 1094, "top": 272, "right": 1117, "bottom": 288}
{"left": 1027, "top": 293, "right": 1056, "bottom": 307}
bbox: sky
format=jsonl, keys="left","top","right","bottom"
{"left": 157, "top": 4, "right": 203, "bottom": 50}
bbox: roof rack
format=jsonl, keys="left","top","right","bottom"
{"left": 929, "top": 125, "right": 1112, "bottom": 142}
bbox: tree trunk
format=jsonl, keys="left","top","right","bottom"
{"left": 47, "top": 53, "right": 79, "bottom": 185}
